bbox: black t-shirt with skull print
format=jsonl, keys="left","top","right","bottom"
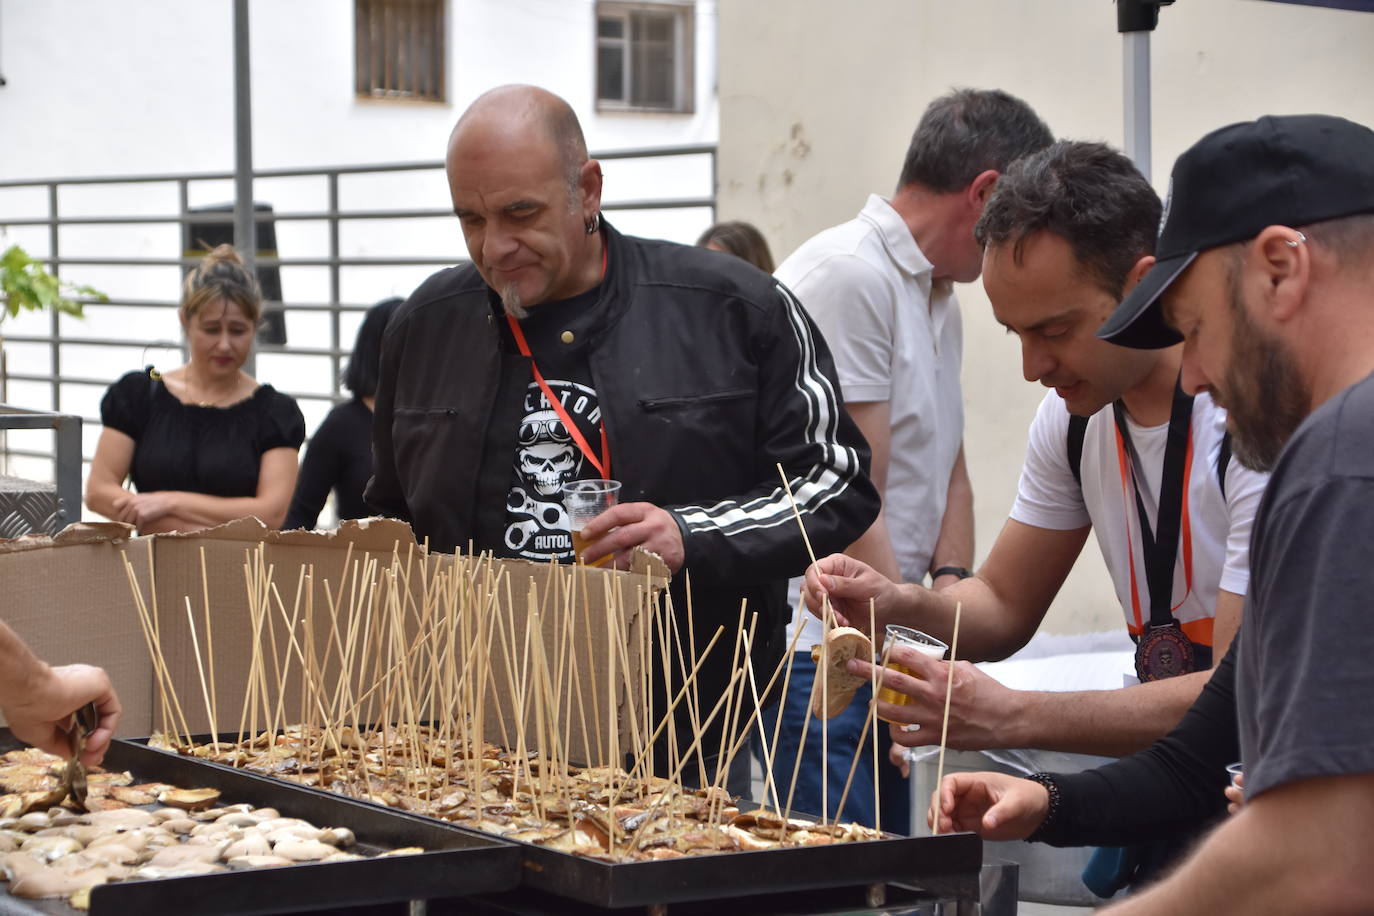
{"left": 501, "top": 285, "right": 604, "bottom": 562}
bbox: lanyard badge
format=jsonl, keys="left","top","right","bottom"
{"left": 1113, "top": 381, "right": 1197, "bottom": 682}
{"left": 505, "top": 315, "right": 611, "bottom": 481}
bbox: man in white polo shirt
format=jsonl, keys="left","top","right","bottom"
{"left": 805, "top": 141, "right": 1267, "bottom": 770}
{"left": 765, "top": 89, "right": 1052, "bottom": 832}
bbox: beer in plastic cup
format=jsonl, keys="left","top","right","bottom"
{"left": 561, "top": 479, "right": 622, "bottom": 567}
{"left": 876, "top": 625, "right": 948, "bottom": 723}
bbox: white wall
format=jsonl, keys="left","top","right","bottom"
{"left": 0, "top": 0, "right": 720, "bottom": 487}
{"left": 0, "top": 0, "right": 718, "bottom": 176}
{"left": 718, "top": 0, "right": 1374, "bottom": 637}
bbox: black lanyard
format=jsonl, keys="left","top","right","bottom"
{"left": 1112, "top": 380, "right": 1194, "bottom": 630}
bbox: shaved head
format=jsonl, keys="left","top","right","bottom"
{"left": 449, "top": 84, "right": 588, "bottom": 194}
{"left": 444, "top": 85, "right": 605, "bottom": 312}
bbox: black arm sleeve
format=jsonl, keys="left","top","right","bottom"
{"left": 285, "top": 411, "right": 344, "bottom": 531}
{"left": 1035, "top": 646, "right": 1237, "bottom": 848}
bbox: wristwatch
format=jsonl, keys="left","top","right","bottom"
{"left": 932, "top": 565, "right": 974, "bottom": 580}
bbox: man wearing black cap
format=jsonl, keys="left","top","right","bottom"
{"left": 1092, "top": 113, "right": 1374, "bottom": 913}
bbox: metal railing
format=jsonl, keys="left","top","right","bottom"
{"left": 0, "top": 405, "right": 82, "bottom": 531}
{"left": 0, "top": 143, "right": 716, "bottom": 482}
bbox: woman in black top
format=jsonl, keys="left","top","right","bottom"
{"left": 86, "top": 245, "right": 305, "bottom": 533}
{"left": 285, "top": 297, "right": 400, "bottom": 530}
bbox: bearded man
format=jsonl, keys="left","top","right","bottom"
{"left": 1088, "top": 113, "right": 1374, "bottom": 915}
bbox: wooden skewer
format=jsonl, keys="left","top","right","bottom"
{"left": 739, "top": 628, "right": 783, "bottom": 812}
{"left": 870, "top": 599, "right": 882, "bottom": 835}
{"left": 122, "top": 553, "right": 192, "bottom": 745}
{"left": 711, "top": 601, "right": 749, "bottom": 790}
{"left": 604, "top": 625, "right": 725, "bottom": 812}
{"left": 198, "top": 547, "right": 219, "bottom": 747}
{"left": 835, "top": 617, "right": 893, "bottom": 830}
{"left": 820, "top": 604, "right": 829, "bottom": 825}
{"left": 682, "top": 571, "right": 707, "bottom": 788}
{"left": 184, "top": 598, "right": 216, "bottom": 741}
{"left": 931, "top": 600, "right": 963, "bottom": 837}
{"left": 776, "top": 463, "right": 819, "bottom": 571}
{"left": 713, "top": 611, "right": 758, "bottom": 822}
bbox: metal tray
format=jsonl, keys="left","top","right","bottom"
{"left": 150, "top": 740, "right": 981, "bottom": 910}
{"left": 501, "top": 815, "right": 980, "bottom": 908}
{"left": 0, "top": 733, "right": 521, "bottom": 916}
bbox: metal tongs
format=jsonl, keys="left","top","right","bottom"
{"left": 59, "top": 702, "right": 99, "bottom": 811}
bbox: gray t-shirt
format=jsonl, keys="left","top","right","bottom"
{"left": 1238, "top": 370, "right": 1374, "bottom": 799}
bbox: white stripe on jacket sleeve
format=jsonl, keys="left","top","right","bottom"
{"left": 676, "top": 283, "right": 864, "bottom": 536}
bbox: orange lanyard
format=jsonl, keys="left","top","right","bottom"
{"left": 1113, "top": 403, "right": 1195, "bottom": 634}
{"left": 502, "top": 241, "right": 611, "bottom": 480}
{"left": 505, "top": 316, "right": 611, "bottom": 480}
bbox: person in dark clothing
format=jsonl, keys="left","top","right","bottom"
{"left": 286, "top": 297, "right": 400, "bottom": 530}
{"left": 367, "top": 85, "right": 880, "bottom": 787}
{"left": 928, "top": 644, "right": 1237, "bottom": 869}
{"left": 86, "top": 244, "right": 305, "bottom": 533}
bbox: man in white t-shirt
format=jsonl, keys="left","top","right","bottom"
{"left": 804, "top": 141, "right": 1267, "bottom": 759}
{"left": 764, "top": 89, "right": 1052, "bottom": 832}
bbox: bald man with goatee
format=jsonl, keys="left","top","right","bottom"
{"left": 368, "top": 86, "right": 879, "bottom": 789}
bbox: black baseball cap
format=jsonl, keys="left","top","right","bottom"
{"left": 1099, "top": 114, "right": 1374, "bottom": 349}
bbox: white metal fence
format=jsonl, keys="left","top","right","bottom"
{"left": 0, "top": 143, "right": 717, "bottom": 508}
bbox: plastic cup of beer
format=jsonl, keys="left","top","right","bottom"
{"left": 876, "top": 625, "right": 948, "bottom": 723}
{"left": 1226, "top": 762, "right": 1244, "bottom": 789}
{"left": 561, "top": 479, "right": 622, "bottom": 567}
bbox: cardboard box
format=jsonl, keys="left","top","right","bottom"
{"left": 0, "top": 518, "right": 668, "bottom": 765}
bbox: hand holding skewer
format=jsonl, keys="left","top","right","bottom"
{"left": 2, "top": 664, "right": 121, "bottom": 768}
{"left": 803, "top": 553, "right": 911, "bottom": 634}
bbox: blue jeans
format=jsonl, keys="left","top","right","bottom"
{"left": 754, "top": 652, "right": 911, "bottom": 834}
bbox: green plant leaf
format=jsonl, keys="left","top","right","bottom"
{"left": 0, "top": 243, "right": 101, "bottom": 322}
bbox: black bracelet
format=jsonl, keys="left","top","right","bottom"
{"left": 932, "top": 565, "right": 974, "bottom": 580}
{"left": 1024, "top": 772, "right": 1061, "bottom": 844}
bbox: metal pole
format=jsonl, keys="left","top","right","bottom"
{"left": 233, "top": 0, "right": 257, "bottom": 375}
{"left": 328, "top": 173, "right": 342, "bottom": 401}
{"left": 47, "top": 185, "right": 61, "bottom": 415}
{"left": 1123, "top": 30, "right": 1152, "bottom": 182}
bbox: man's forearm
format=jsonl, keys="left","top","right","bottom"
{"left": 1007, "top": 670, "right": 1208, "bottom": 755}
{"left": 929, "top": 445, "right": 974, "bottom": 578}
{"left": 845, "top": 510, "right": 902, "bottom": 582}
{"left": 891, "top": 575, "right": 1030, "bottom": 662}
{"left": 1101, "top": 774, "right": 1374, "bottom": 915}
{"left": 0, "top": 621, "right": 48, "bottom": 706}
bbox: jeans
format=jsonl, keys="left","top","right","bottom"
{"left": 754, "top": 652, "right": 911, "bottom": 834}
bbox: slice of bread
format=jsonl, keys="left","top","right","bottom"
{"left": 808, "top": 626, "right": 874, "bottom": 719}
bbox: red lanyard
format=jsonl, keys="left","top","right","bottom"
{"left": 1113, "top": 408, "right": 1195, "bottom": 634}
{"left": 502, "top": 242, "right": 611, "bottom": 480}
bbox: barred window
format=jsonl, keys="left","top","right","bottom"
{"left": 596, "top": 2, "right": 695, "bottom": 113}
{"left": 355, "top": 0, "right": 446, "bottom": 102}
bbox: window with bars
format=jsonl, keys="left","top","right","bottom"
{"left": 355, "top": 0, "right": 446, "bottom": 103}
{"left": 596, "top": 2, "right": 695, "bottom": 113}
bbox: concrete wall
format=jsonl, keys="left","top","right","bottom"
{"left": 0, "top": 0, "right": 719, "bottom": 483}
{"left": 0, "top": 0, "right": 718, "bottom": 177}
{"left": 718, "top": 0, "right": 1374, "bottom": 637}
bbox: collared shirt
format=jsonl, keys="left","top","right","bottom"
{"left": 776, "top": 194, "right": 964, "bottom": 650}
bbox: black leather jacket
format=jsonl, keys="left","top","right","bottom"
{"left": 368, "top": 222, "right": 879, "bottom": 757}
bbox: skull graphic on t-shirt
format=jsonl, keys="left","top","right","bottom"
{"left": 504, "top": 380, "right": 600, "bottom": 561}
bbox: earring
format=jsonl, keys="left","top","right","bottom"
{"left": 1286, "top": 232, "right": 1307, "bottom": 248}
{"left": 585, "top": 212, "right": 600, "bottom": 235}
